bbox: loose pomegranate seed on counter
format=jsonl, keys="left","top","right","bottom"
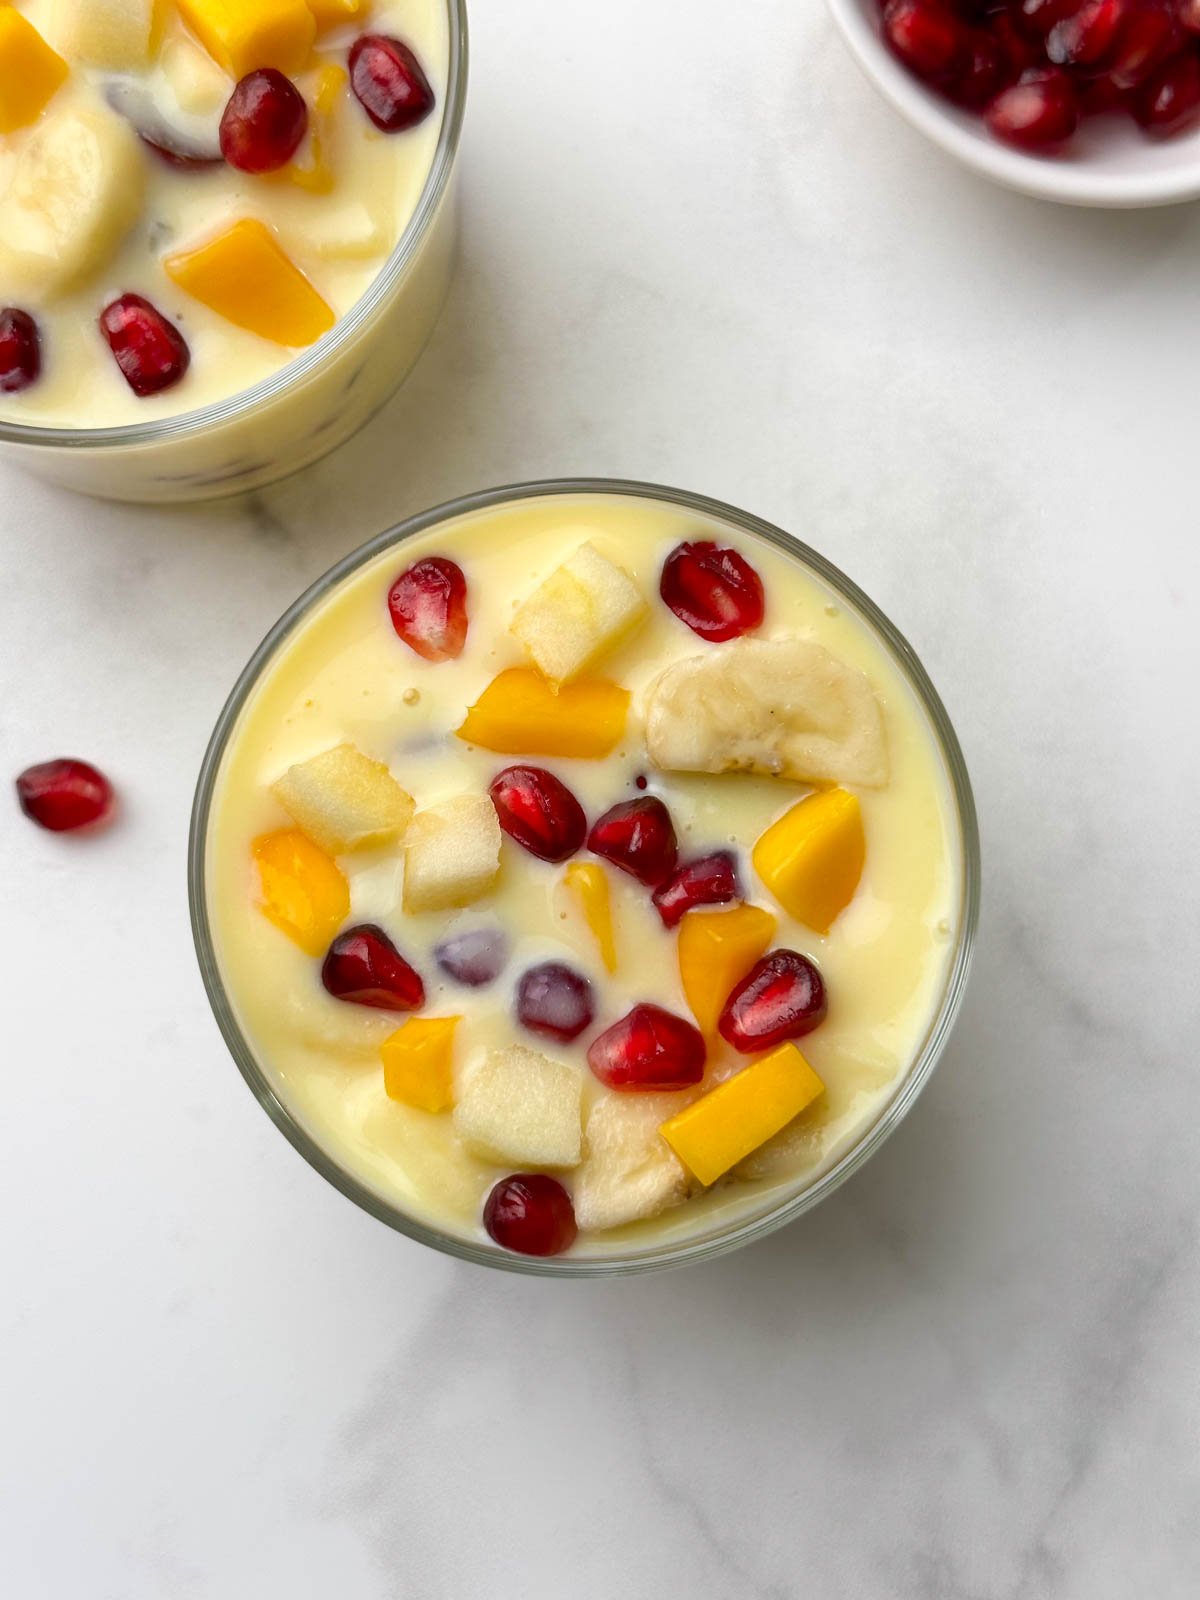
{"left": 516, "top": 962, "right": 595, "bottom": 1042}
{"left": 484, "top": 1174, "right": 577, "bottom": 1256}
{"left": 99, "top": 295, "right": 190, "bottom": 397}
{"left": 587, "top": 1004, "right": 706, "bottom": 1092}
{"left": 0, "top": 308, "right": 40, "bottom": 393}
{"left": 1134, "top": 46, "right": 1200, "bottom": 131}
{"left": 587, "top": 797, "right": 678, "bottom": 887}
{"left": 220, "top": 69, "right": 309, "bottom": 173}
{"left": 15, "top": 759, "right": 115, "bottom": 833}
{"left": 719, "top": 951, "right": 828, "bottom": 1054}
{"left": 652, "top": 851, "right": 741, "bottom": 929}
{"left": 349, "top": 35, "right": 436, "bottom": 132}
{"left": 659, "top": 541, "right": 765, "bottom": 643}
{"left": 489, "top": 766, "right": 587, "bottom": 863}
{"left": 435, "top": 927, "right": 509, "bottom": 987}
{"left": 986, "top": 66, "right": 1081, "bottom": 147}
{"left": 321, "top": 925, "right": 425, "bottom": 1010}
{"left": 387, "top": 556, "right": 468, "bottom": 662}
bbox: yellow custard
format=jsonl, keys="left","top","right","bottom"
{"left": 204, "top": 492, "right": 966, "bottom": 1258}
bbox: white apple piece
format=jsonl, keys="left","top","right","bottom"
{"left": 403, "top": 794, "right": 501, "bottom": 913}
{"left": 573, "top": 1093, "right": 690, "bottom": 1231}
{"left": 454, "top": 1046, "right": 583, "bottom": 1169}
{"left": 510, "top": 541, "right": 647, "bottom": 684}
{"left": 272, "top": 743, "right": 415, "bottom": 855}
{"left": 51, "top": 0, "right": 159, "bottom": 70}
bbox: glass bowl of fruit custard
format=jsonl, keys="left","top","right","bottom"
{"left": 190, "top": 480, "right": 980, "bottom": 1276}
{"left": 0, "top": 0, "right": 466, "bottom": 502}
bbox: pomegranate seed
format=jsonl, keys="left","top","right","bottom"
{"left": 1179, "top": 0, "right": 1200, "bottom": 35}
{"left": 587, "top": 1004, "right": 706, "bottom": 1092}
{"left": 719, "top": 950, "right": 828, "bottom": 1053}
{"left": 435, "top": 927, "right": 508, "bottom": 987}
{"left": 99, "top": 295, "right": 190, "bottom": 397}
{"left": 489, "top": 766, "right": 586, "bottom": 863}
{"left": 986, "top": 66, "right": 1081, "bottom": 145}
{"left": 1107, "top": 2, "right": 1181, "bottom": 88}
{"left": 651, "top": 851, "right": 741, "bottom": 929}
{"left": 321, "top": 924, "right": 424, "bottom": 1010}
{"left": 484, "top": 1174, "right": 577, "bottom": 1256}
{"left": 516, "top": 962, "right": 595, "bottom": 1042}
{"left": 387, "top": 556, "right": 468, "bottom": 662}
{"left": 587, "top": 797, "right": 678, "bottom": 887}
{"left": 1077, "top": 68, "right": 1130, "bottom": 109}
{"left": 1046, "top": 0, "right": 1126, "bottom": 66}
{"left": 0, "top": 308, "right": 41, "bottom": 393}
{"left": 15, "top": 759, "right": 114, "bottom": 832}
{"left": 1133, "top": 44, "right": 1200, "bottom": 130}
{"left": 1014, "top": 0, "right": 1080, "bottom": 38}
{"left": 947, "top": 29, "right": 1011, "bottom": 105}
{"left": 659, "top": 541, "right": 765, "bottom": 644}
{"left": 220, "top": 69, "right": 308, "bottom": 173}
{"left": 990, "top": 9, "right": 1043, "bottom": 75}
{"left": 349, "top": 35, "right": 436, "bottom": 132}
{"left": 882, "top": 0, "right": 967, "bottom": 83}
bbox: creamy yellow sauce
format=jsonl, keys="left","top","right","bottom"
{"left": 206, "top": 494, "right": 963, "bottom": 1256}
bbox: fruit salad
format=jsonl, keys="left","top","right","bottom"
{"left": 202, "top": 490, "right": 967, "bottom": 1260}
{"left": 0, "top": 1, "right": 450, "bottom": 457}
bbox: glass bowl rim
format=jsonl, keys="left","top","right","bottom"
{"left": 0, "top": 0, "right": 469, "bottom": 453}
{"left": 188, "top": 476, "right": 982, "bottom": 1278}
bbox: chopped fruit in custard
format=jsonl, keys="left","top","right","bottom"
{"left": 321, "top": 924, "right": 424, "bottom": 1010}
{"left": 489, "top": 765, "right": 587, "bottom": 863}
{"left": 99, "top": 294, "right": 191, "bottom": 397}
{"left": 310, "top": 0, "right": 372, "bottom": 29}
{"left": 52, "top": 0, "right": 160, "bottom": 71}
{"left": 254, "top": 829, "right": 349, "bottom": 955}
{"left": 403, "top": 794, "right": 502, "bottom": 913}
{"left": 516, "top": 962, "right": 595, "bottom": 1044}
{"left": 0, "top": 10, "right": 68, "bottom": 134}
{"left": 573, "top": 1095, "right": 690, "bottom": 1232}
{"left": 220, "top": 70, "right": 309, "bottom": 173}
{"left": 484, "top": 1174, "right": 578, "bottom": 1258}
{"left": 388, "top": 556, "right": 469, "bottom": 662}
{"left": 458, "top": 669, "right": 630, "bottom": 759}
{"left": 511, "top": 542, "right": 648, "bottom": 685}
{"left": 272, "top": 743, "right": 414, "bottom": 855}
{"left": 677, "top": 903, "right": 776, "bottom": 1038}
{"left": 563, "top": 861, "right": 618, "bottom": 973}
{"left": 587, "top": 796, "right": 678, "bottom": 887}
{"left": 288, "top": 64, "right": 347, "bottom": 193}
{"left": 15, "top": 758, "right": 115, "bottom": 832}
{"left": 752, "top": 787, "right": 866, "bottom": 934}
{"left": 659, "top": 541, "right": 765, "bottom": 643}
{"left": 176, "top": 0, "right": 316, "bottom": 80}
{"left": 165, "top": 220, "right": 336, "bottom": 347}
{"left": 382, "top": 1016, "right": 459, "bottom": 1113}
{"left": 0, "top": 310, "right": 41, "bottom": 395}
{"left": 454, "top": 1046, "right": 583, "bottom": 1169}
{"left": 660, "top": 1044, "right": 826, "bottom": 1188}
{"left": 718, "top": 950, "right": 828, "bottom": 1053}
{"left": 587, "top": 1004, "right": 706, "bottom": 1092}
{"left": 652, "top": 850, "right": 740, "bottom": 928}
{"left": 435, "top": 927, "right": 509, "bottom": 988}
{"left": 349, "top": 34, "right": 436, "bottom": 132}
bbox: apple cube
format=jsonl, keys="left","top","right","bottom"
{"left": 573, "top": 1093, "right": 689, "bottom": 1232}
{"left": 271, "top": 743, "right": 414, "bottom": 856}
{"left": 51, "top": 0, "right": 159, "bottom": 70}
{"left": 403, "top": 794, "right": 501, "bottom": 913}
{"left": 453, "top": 1045, "right": 583, "bottom": 1168}
{"left": 511, "top": 542, "right": 647, "bottom": 684}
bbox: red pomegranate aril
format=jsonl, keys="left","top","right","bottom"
{"left": 587, "top": 1004, "right": 706, "bottom": 1092}
{"left": 719, "top": 950, "right": 828, "bottom": 1053}
{"left": 349, "top": 35, "right": 435, "bottom": 132}
{"left": 986, "top": 66, "right": 1081, "bottom": 146}
{"left": 1046, "top": 0, "right": 1126, "bottom": 67}
{"left": 1179, "top": 0, "right": 1200, "bottom": 36}
{"left": 587, "top": 797, "right": 678, "bottom": 887}
{"left": 516, "top": 962, "right": 594, "bottom": 1042}
{"left": 489, "top": 766, "right": 586, "bottom": 863}
{"left": 321, "top": 924, "right": 425, "bottom": 1010}
{"left": 0, "top": 308, "right": 41, "bottom": 393}
{"left": 659, "top": 541, "right": 765, "bottom": 644}
{"left": 1014, "top": 0, "right": 1080, "bottom": 39}
{"left": 99, "top": 295, "right": 190, "bottom": 397}
{"left": 990, "top": 10, "right": 1043, "bottom": 76}
{"left": 1107, "top": 2, "right": 1181, "bottom": 88}
{"left": 947, "top": 30, "right": 1010, "bottom": 105}
{"left": 1077, "top": 68, "right": 1129, "bottom": 109}
{"left": 652, "top": 851, "right": 741, "bottom": 929}
{"left": 1133, "top": 45, "right": 1200, "bottom": 130}
{"left": 882, "top": 0, "right": 968, "bottom": 82}
{"left": 484, "top": 1174, "right": 577, "bottom": 1256}
{"left": 220, "top": 69, "right": 308, "bottom": 173}
{"left": 387, "top": 556, "right": 468, "bottom": 662}
{"left": 435, "top": 927, "right": 509, "bottom": 987}
{"left": 15, "top": 759, "right": 114, "bottom": 832}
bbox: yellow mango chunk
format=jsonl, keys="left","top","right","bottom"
{"left": 0, "top": 10, "right": 68, "bottom": 134}
{"left": 166, "top": 219, "right": 335, "bottom": 347}
{"left": 287, "top": 64, "right": 345, "bottom": 193}
{"left": 564, "top": 862, "right": 617, "bottom": 973}
{"left": 253, "top": 828, "right": 349, "bottom": 955}
{"left": 458, "top": 669, "right": 629, "bottom": 760}
{"left": 382, "top": 1016, "right": 459, "bottom": 1114}
{"left": 660, "top": 1044, "right": 825, "bottom": 1188}
{"left": 752, "top": 788, "right": 865, "bottom": 936}
{"left": 307, "top": 0, "right": 370, "bottom": 27}
{"left": 678, "top": 904, "right": 776, "bottom": 1038}
{"left": 176, "top": 0, "right": 315, "bottom": 78}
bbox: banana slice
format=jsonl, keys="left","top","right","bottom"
{"left": 0, "top": 104, "right": 146, "bottom": 299}
{"left": 644, "top": 637, "right": 889, "bottom": 788}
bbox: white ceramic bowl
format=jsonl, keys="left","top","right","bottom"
{"left": 827, "top": 0, "right": 1200, "bottom": 207}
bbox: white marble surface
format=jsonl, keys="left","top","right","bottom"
{"left": 3, "top": 3, "right": 1199, "bottom": 1595}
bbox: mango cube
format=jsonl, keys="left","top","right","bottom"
{"left": 382, "top": 1016, "right": 459, "bottom": 1113}
{"left": 564, "top": 861, "right": 617, "bottom": 973}
{"left": 288, "top": 64, "right": 345, "bottom": 194}
{"left": 165, "top": 219, "right": 335, "bottom": 347}
{"left": 454, "top": 1045, "right": 583, "bottom": 1169}
{"left": 50, "top": 0, "right": 159, "bottom": 70}
{"left": 254, "top": 828, "right": 349, "bottom": 955}
{"left": 307, "top": 0, "right": 370, "bottom": 27}
{"left": 511, "top": 543, "right": 647, "bottom": 684}
{"left": 271, "top": 743, "right": 414, "bottom": 855}
{"left": 660, "top": 1044, "right": 825, "bottom": 1187}
{"left": 574, "top": 1094, "right": 689, "bottom": 1232}
{"left": 403, "top": 794, "right": 501, "bottom": 913}
{"left": 0, "top": 11, "right": 68, "bottom": 134}
{"left": 458, "top": 669, "right": 629, "bottom": 760}
{"left": 176, "top": 0, "right": 315, "bottom": 78}
{"left": 677, "top": 903, "right": 776, "bottom": 1038}
{"left": 752, "top": 788, "right": 865, "bottom": 935}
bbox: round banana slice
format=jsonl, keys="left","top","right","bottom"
{"left": 0, "top": 104, "right": 146, "bottom": 299}
{"left": 644, "top": 637, "right": 889, "bottom": 789}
